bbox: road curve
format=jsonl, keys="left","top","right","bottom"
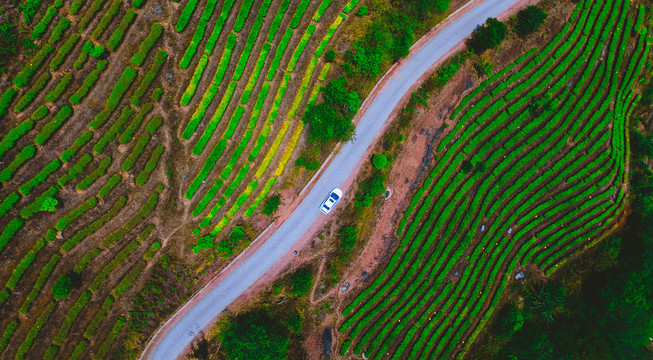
{"left": 143, "top": 0, "right": 519, "bottom": 358}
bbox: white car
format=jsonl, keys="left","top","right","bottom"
{"left": 320, "top": 188, "right": 343, "bottom": 214}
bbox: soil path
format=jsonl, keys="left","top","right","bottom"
{"left": 140, "top": 1, "right": 530, "bottom": 359}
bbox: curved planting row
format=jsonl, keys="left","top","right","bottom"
{"left": 175, "top": 0, "right": 359, "bottom": 251}
{"left": 0, "top": 0, "right": 170, "bottom": 357}
{"left": 339, "top": 0, "right": 649, "bottom": 358}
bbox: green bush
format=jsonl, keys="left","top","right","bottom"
{"left": 289, "top": 0, "right": 310, "bottom": 28}
{"left": 113, "top": 261, "right": 145, "bottom": 297}
{"left": 45, "top": 73, "right": 72, "bottom": 102}
{"left": 35, "top": 105, "right": 73, "bottom": 145}
{"left": 21, "top": 0, "right": 45, "bottom": 24}
{"left": 131, "top": 23, "right": 163, "bottom": 66}
{"left": 467, "top": 18, "right": 506, "bottom": 54}
{"left": 192, "top": 236, "right": 214, "bottom": 253}
{"left": 303, "top": 77, "right": 360, "bottom": 142}
{"left": 354, "top": 170, "right": 386, "bottom": 209}
{"left": 94, "top": 106, "right": 134, "bottom": 154}
{"left": 52, "top": 275, "right": 72, "bottom": 300}
{"left": 222, "top": 311, "right": 289, "bottom": 359}
{"left": 290, "top": 269, "right": 313, "bottom": 297}
{"left": 372, "top": 154, "right": 388, "bottom": 169}
{"left": 0, "top": 120, "right": 33, "bottom": 160}
{"left": 6, "top": 238, "right": 46, "bottom": 290}
{"left": 339, "top": 225, "right": 358, "bottom": 251}
{"left": 151, "top": 88, "right": 163, "bottom": 101}
{"left": 515, "top": 5, "right": 548, "bottom": 36}
{"left": 52, "top": 291, "right": 91, "bottom": 346}
{"left": 145, "top": 115, "right": 162, "bottom": 133}
{"left": 262, "top": 194, "right": 281, "bottom": 215}
{"left": 102, "top": 193, "right": 158, "bottom": 247}
{"left": 233, "top": 0, "right": 255, "bottom": 32}
{"left": 357, "top": 5, "right": 368, "bottom": 16}
{"left": 15, "top": 72, "right": 51, "bottom": 111}
{"left": 325, "top": 49, "right": 336, "bottom": 62}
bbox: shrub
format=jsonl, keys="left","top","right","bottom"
{"left": 262, "top": 194, "right": 281, "bottom": 215}
{"left": 61, "top": 196, "right": 127, "bottom": 252}
{"left": 515, "top": 6, "right": 547, "bottom": 36}
{"left": 467, "top": 18, "right": 506, "bottom": 54}
{"left": 372, "top": 154, "right": 388, "bottom": 169}
{"left": 52, "top": 275, "right": 72, "bottom": 300}
{"left": 94, "top": 316, "right": 126, "bottom": 359}
{"left": 325, "top": 49, "right": 336, "bottom": 62}
{"left": 357, "top": 5, "right": 368, "bottom": 16}
{"left": 151, "top": 88, "right": 163, "bottom": 101}
{"left": 303, "top": 77, "right": 360, "bottom": 143}
{"left": 354, "top": 170, "right": 386, "bottom": 209}
{"left": 222, "top": 311, "right": 289, "bottom": 359}
{"left": 58, "top": 153, "right": 92, "bottom": 186}
{"left": 146, "top": 115, "right": 162, "bottom": 133}
{"left": 131, "top": 23, "right": 163, "bottom": 66}
{"left": 192, "top": 236, "right": 214, "bottom": 253}
{"left": 339, "top": 225, "right": 358, "bottom": 251}
{"left": 52, "top": 291, "right": 91, "bottom": 346}
{"left": 0, "top": 120, "right": 34, "bottom": 160}
{"left": 21, "top": 0, "right": 45, "bottom": 24}
{"left": 289, "top": 0, "right": 310, "bottom": 28}
{"left": 290, "top": 269, "right": 313, "bottom": 297}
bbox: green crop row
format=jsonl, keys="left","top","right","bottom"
{"left": 0, "top": 89, "right": 17, "bottom": 117}
{"left": 223, "top": 179, "right": 257, "bottom": 219}
{"left": 246, "top": 82, "right": 270, "bottom": 128}
{"left": 102, "top": 192, "right": 158, "bottom": 247}
{"left": 84, "top": 296, "right": 114, "bottom": 338}
{"left": 287, "top": 24, "right": 316, "bottom": 73}
{"left": 0, "top": 319, "right": 18, "bottom": 352}
{"left": 267, "top": 0, "right": 291, "bottom": 42}
{"left": 48, "top": 15, "right": 71, "bottom": 44}
{"left": 68, "top": 0, "right": 85, "bottom": 14}
{"left": 0, "top": 120, "right": 33, "bottom": 161}
{"left": 224, "top": 106, "right": 246, "bottom": 140}
{"left": 70, "top": 60, "right": 108, "bottom": 104}
{"left": 176, "top": 0, "right": 200, "bottom": 32}
{"left": 224, "top": 164, "right": 250, "bottom": 198}
{"left": 19, "top": 158, "right": 61, "bottom": 195}
{"left": 233, "top": 0, "right": 272, "bottom": 80}
{"left": 221, "top": 131, "right": 253, "bottom": 183}
{"left": 50, "top": 33, "right": 80, "bottom": 71}
{"left": 136, "top": 145, "right": 164, "bottom": 186}
{"left": 144, "top": 240, "right": 161, "bottom": 260}
{"left": 15, "top": 302, "right": 55, "bottom": 360}
{"left": 30, "top": 2, "right": 62, "bottom": 40}
{"left": 122, "top": 133, "right": 151, "bottom": 171}
{"left": 186, "top": 139, "right": 228, "bottom": 199}
{"left": 107, "top": 9, "right": 136, "bottom": 51}
{"left": 0, "top": 145, "right": 36, "bottom": 182}
{"left": 313, "top": 0, "right": 333, "bottom": 21}
{"left": 60, "top": 195, "right": 127, "bottom": 252}
{"left": 61, "top": 130, "right": 93, "bottom": 162}
{"left": 343, "top": 0, "right": 360, "bottom": 13}
{"left": 15, "top": 72, "right": 51, "bottom": 112}
{"left": 34, "top": 105, "right": 72, "bottom": 145}
{"left": 234, "top": 0, "right": 256, "bottom": 32}
{"left": 0, "top": 192, "right": 20, "bottom": 217}
{"left": 92, "top": 0, "right": 121, "bottom": 39}
{"left": 73, "top": 41, "right": 92, "bottom": 69}
{"left": 98, "top": 173, "right": 121, "bottom": 198}
{"left": 76, "top": 155, "right": 112, "bottom": 190}
{"left": 58, "top": 153, "right": 92, "bottom": 186}
{"left": 77, "top": 0, "right": 105, "bottom": 30}
{"left": 131, "top": 50, "right": 167, "bottom": 106}
{"left": 248, "top": 125, "right": 270, "bottom": 161}
{"left": 120, "top": 104, "right": 153, "bottom": 143}
{"left": 193, "top": 179, "right": 223, "bottom": 217}
{"left": 240, "top": 45, "right": 271, "bottom": 104}
{"left": 288, "top": 58, "right": 318, "bottom": 119}
{"left": 74, "top": 248, "right": 101, "bottom": 274}
{"left": 315, "top": 14, "right": 345, "bottom": 57}
{"left": 6, "top": 238, "right": 45, "bottom": 290}
{"left": 266, "top": 74, "right": 291, "bottom": 124}
{"left": 289, "top": 0, "right": 311, "bottom": 28}
{"left": 146, "top": 116, "right": 162, "bottom": 133}
{"left": 131, "top": 23, "right": 164, "bottom": 66}
{"left": 52, "top": 291, "right": 92, "bottom": 346}
{"left": 178, "top": 0, "right": 220, "bottom": 68}
{"left": 181, "top": 32, "right": 236, "bottom": 107}
{"left": 91, "top": 66, "right": 138, "bottom": 129}
{"left": 113, "top": 260, "right": 145, "bottom": 298}
{"left": 95, "top": 106, "right": 134, "bottom": 154}
{"left": 93, "top": 316, "right": 126, "bottom": 360}
{"left": 192, "top": 81, "right": 238, "bottom": 154}
{"left": 19, "top": 254, "right": 60, "bottom": 313}
{"left": 45, "top": 73, "right": 72, "bottom": 103}
{"left": 13, "top": 45, "right": 54, "bottom": 88}
{"left": 90, "top": 240, "right": 139, "bottom": 290}
{"left": 56, "top": 197, "right": 97, "bottom": 231}
{"left": 244, "top": 177, "right": 277, "bottom": 217}
{"left": 267, "top": 28, "right": 293, "bottom": 80}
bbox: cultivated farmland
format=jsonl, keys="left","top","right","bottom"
{"left": 339, "top": 0, "right": 649, "bottom": 358}
{"left": 0, "top": 0, "right": 362, "bottom": 357}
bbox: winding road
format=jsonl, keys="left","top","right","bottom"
{"left": 142, "top": 0, "right": 520, "bottom": 358}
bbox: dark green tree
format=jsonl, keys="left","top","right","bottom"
{"left": 261, "top": 194, "right": 281, "bottom": 215}
{"left": 526, "top": 284, "right": 566, "bottom": 325}
{"left": 290, "top": 269, "right": 314, "bottom": 297}
{"left": 515, "top": 6, "right": 548, "bottom": 36}
{"left": 356, "top": 5, "right": 368, "bottom": 16}
{"left": 461, "top": 160, "right": 474, "bottom": 173}
{"left": 354, "top": 171, "right": 386, "bottom": 209}
{"left": 303, "top": 77, "right": 360, "bottom": 143}
{"left": 467, "top": 18, "right": 507, "bottom": 54}
{"left": 222, "top": 311, "right": 289, "bottom": 360}
{"left": 39, "top": 196, "right": 58, "bottom": 212}
{"left": 52, "top": 275, "right": 72, "bottom": 300}
{"left": 372, "top": 154, "right": 388, "bottom": 169}
{"left": 324, "top": 49, "right": 336, "bottom": 62}
{"left": 339, "top": 225, "right": 359, "bottom": 251}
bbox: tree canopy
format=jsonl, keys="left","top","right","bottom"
{"left": 372, "top": 154, "right": 388, "bottom": 169}
{"left": 515, "top": 5, "right": 548, "bottom": 36}
{"left": 303, "top": 77, "right": 359, "bottom": 143}
{"left": 467, "top": 18, "right": 507, "bottom": 54}
{"left": 290, "top": 269, "right": 314, "bottom": 297}
{"left": 52, "top": 275, "right": 72, "bottom": 300}
{"left": 222, "top": 311, "right": 289, "bottom": 360}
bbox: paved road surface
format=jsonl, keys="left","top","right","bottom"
{"left": 144, "top": 0, "right": 518, "bottom": 358}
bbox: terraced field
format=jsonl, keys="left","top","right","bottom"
{"left": 339, "top": 0, "right": 650, "bottom": 358}
{"left": 0, "top": 0, "right": 361, "bottom": 357}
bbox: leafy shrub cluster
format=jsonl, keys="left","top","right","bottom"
{"left": 176, "top": 0, "right": 200, "bottom": 32}
{"left": 354, "top": 170, "right": 386, "bottom": 209}
{"left": 515, "top": 5, "right": 548, "bottom": 37}
{"left": 303, "top": 77, "right": 360, "bottom": 142}
{"left": 19, "top": 185, "right": 59, "bottom": 219}
{"left": 52, "top": 275, "right": 72, "bottom": 300}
